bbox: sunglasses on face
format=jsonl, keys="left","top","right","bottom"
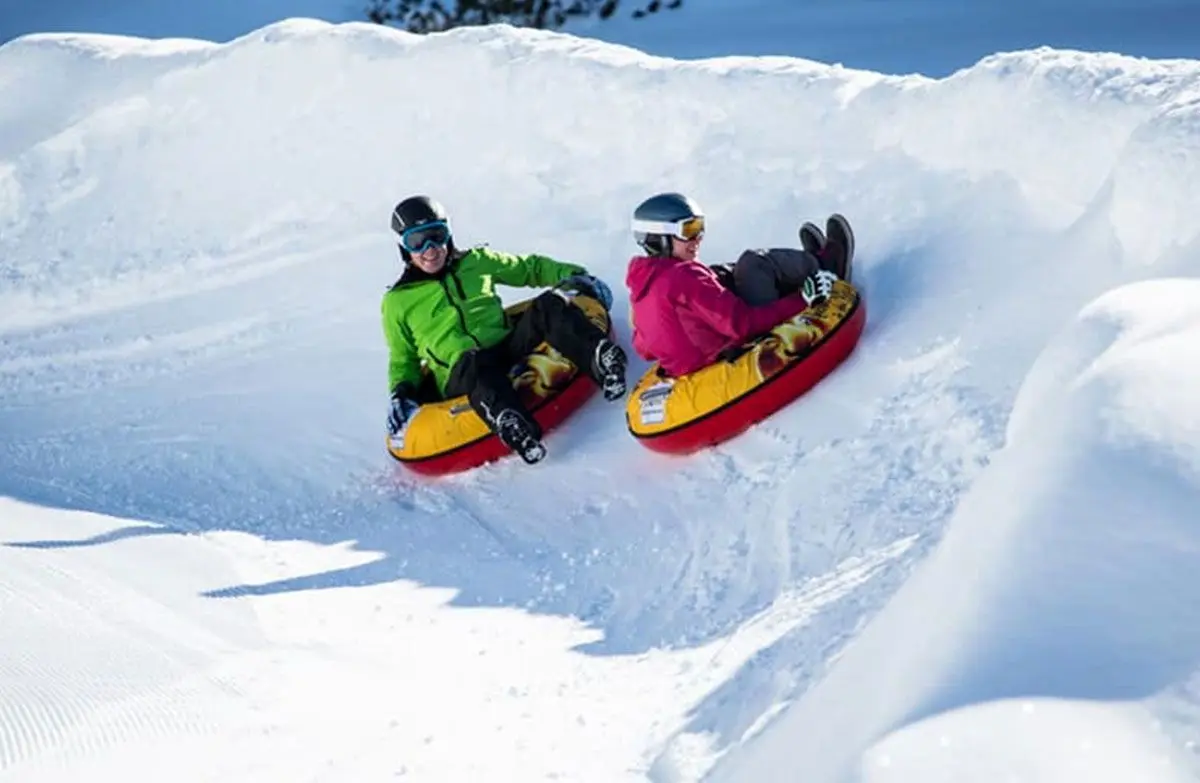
{"left": 632, "top": 215, "right": 706, "bottom": 242}
{"left": 400, "top": 220, "right": 451, "bottom": 253}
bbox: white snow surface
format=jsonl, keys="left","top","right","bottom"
{"left": 2, "top": 18, "right": 1200, "bottom": 783}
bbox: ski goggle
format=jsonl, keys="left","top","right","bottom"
{"left": 631, "top": 215, "right": 705, "bottom": 241}
{"left": 399, "top": 220, "right": 452, "bottom": 253}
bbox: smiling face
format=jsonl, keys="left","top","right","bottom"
{"left": 409, "top": 243, "right": 448, "bottom": 274}
{"left": 670, "top": 234, "right": 703, "bottom": 262}
{"left": 397, "top": 217, "right": 453, "bottom": 273}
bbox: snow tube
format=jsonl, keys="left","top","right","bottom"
{"left": 387, "top": 294, "right": 610, "bottom": 476}
{"left": 625, "top": 280, "right": 865, "bottom": 454}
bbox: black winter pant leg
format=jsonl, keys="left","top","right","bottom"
{"left": 444, "top": 344, "right": 539, "bottom": 438}
{"left": 732, "top": 248, "right": 820, "bottom": 306}
{"left": 505, "top": 291, "right": 607, "bottom": 382}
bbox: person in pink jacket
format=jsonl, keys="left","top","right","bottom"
{"left": 624, "top": 192, "right": 854, "bottom": 377}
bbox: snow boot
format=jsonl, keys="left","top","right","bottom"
{"left": 494, "top": 409, "right": 546, "bottom": 465}
{"left": 818, "top": 214, "right": 854, "bottom": 283}
{"left": 799, "top": 221, "right": 826, "bottom": 257}
{"left": 593, "top": 338, "right": 628, "bottom": 401}
{"left": 800, "top": 269, "right": 838, "bottom": 307}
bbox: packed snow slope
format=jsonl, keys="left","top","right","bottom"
{"left": 710, "top": 280, "right": 1200, "bottom": 782}
{"left": 2, "top": 18, "right": 1200, "bottom": 782}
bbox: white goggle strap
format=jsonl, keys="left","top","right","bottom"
{"left": 631, "top": 217, "right": 701, "bottom": 238}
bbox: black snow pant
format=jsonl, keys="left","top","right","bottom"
{"left": 443, "top": 291, "right": 606, "bottom": 438}
{"left": 730, "top": 248, "right": 820, "bottom": 306}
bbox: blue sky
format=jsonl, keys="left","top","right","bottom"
{"left": 2, "top": 0, "right": 1200, "bottom": 77}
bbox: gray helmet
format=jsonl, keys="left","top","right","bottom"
{"left": 631, "top": 192, "right": 705, "bottom": 256}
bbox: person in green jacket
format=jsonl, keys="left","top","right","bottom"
{"left": 381, "top": 195, "right": 627, "bottom": 465}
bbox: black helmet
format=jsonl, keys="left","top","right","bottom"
{"left": 631, "top": 192, "right": 705, "bottom": 257}
{"left": 390, "top": 195, "right": 453, "bottom": 262}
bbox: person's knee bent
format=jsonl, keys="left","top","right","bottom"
{"left": 763, "top": 248, "right": 818, "bottom": 280}
{"left": 733, "top": 249, "right": 781, "bottom": 306}
{"left": 536, "top": 289, "right": 571, "bottom": 313}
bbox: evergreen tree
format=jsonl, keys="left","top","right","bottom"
{"left": 366, "top": 0, "right": 683, "bottom": 34}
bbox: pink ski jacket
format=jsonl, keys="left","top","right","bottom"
{"left": 625, "top": 255, "right": 807, "bottom": 377}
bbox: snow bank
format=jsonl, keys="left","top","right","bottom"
{"left": 710, "top": 278, "right": 1200, "bottom": 781}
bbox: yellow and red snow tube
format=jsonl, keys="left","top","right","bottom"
{"left": 388, "top": 294, "right": 611, "bottom": 476}
{"left": 625, "top": 279, "right": 865, "bottom": 454}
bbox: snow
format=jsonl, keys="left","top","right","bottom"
{"left": 709, "top": 278, "right": 1200, "bottom": 781}
{"left": 3, "top": 14, "right": 1200, "bottom": 783}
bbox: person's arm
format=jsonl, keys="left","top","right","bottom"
{"left": 674, "top": 265, "right": 805, "bottom": 342}
{"left": 381, "top": 294, "right": 422, "bottom": 395}
{"left": 474, "top": 247, "right": 586, "bottom": 288}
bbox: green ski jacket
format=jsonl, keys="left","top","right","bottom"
{"left": 381, "top": 246, "right": 586, "bottom": 397}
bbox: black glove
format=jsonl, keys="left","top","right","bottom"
{"left": 387, "top": 387, "right": 421, "bottom": 439}
{"left": 708, "top": 263, "right": 736, "bottom": 292}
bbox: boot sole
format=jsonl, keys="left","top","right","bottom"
{"left": 826, "top": 214, "right": 855, "bottom": 282}
{"left": 518, "top": 441, "right": 547, "bottom": 464}
{"left": 799, "top": 222, "right": 826, "bottom": 256}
